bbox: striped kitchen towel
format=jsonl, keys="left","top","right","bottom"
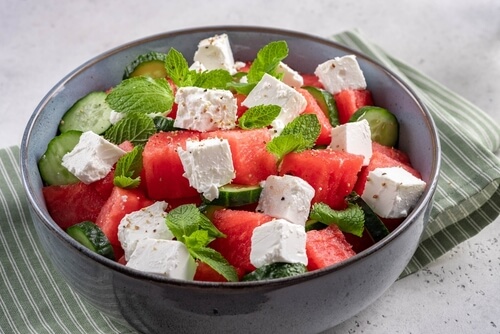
{"left": 0, "top": 29, "right": 499, "bottom": 333}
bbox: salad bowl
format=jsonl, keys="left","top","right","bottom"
{"left": 20, "top": 26, "right": 440, "bottom": 334}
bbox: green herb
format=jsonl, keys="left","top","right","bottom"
{"left": 113, "top": 146, "right": 143, "bottom": 189}
{"left": 166, "top": 204, "right": 238, "bottom": 282}
{"left": 165, "top": 48, "right": 233, "bottom": 89}
{"left": 105, "top": 76, "right": 174, "bottom": 114}
{"left": 227, "top": 40, "right": 288, "bottom": 95}
{"left": 309, "top": 202, "right": 365, "bottom": 237}
{"left": 238, "top": 105, "right": 281, "bottom": 129}
{"left": 246, "top": 40, "right": 288, "bottom": 83}
{"left": 152, "top": 115, "right": 176, "bottom": 132}
{"left": 104, "top": 112, "right": 156, "bottom": 146}
{"left": 266, "top": 114, "right": 321, "bottom": 161}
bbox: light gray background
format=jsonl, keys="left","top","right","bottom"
{"left": 2, "top": 1, "right": 499, "bottom": 333}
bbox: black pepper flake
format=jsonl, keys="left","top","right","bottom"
{"left": 281, "top": 197, "right": 285, "bottom": 201}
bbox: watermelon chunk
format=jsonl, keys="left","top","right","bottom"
{"left": 193, "top": 261, "right": 228, "bottom": 282}
{"left": 143, "top": 131, "right": 201, "bottom": 200}
{"left": 279, "top": 149, "right": 364, "bottom": 210}
{"left": 301, "top": 73, "right": 323, "bottom": 88}
{"left": 200, "top": 129, "right": 278, "bottom": 185}
{"left": 42, "top": 171, "right": 115, "bottom": 230}
{"left": 296, "top": 87, "right": 333, "bottom": 146}
{"left": 334, "top": 89, "right": 373, "bottom": 124}
{"left": 306, "top": 224, "right": 356, "bottom": 271}
{"left": 95, "top": 186, "right": 154, "bottom": 259}
{"left": 209, "top": 209, "right": 274, "bottom": 278}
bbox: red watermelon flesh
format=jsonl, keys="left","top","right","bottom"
{"left": 142, "top": 131, "right": 201, "bottom": 200}
{"left": 194, "top": 261, "right": 228, "bottom": 282}
{"left": 306, "top": 224, "right": 356, "bottom": 271}
{"left": 42, "top": 170, "right": 115, "bottom": 230}
{"left": 200, "top": 129, "right": 278, "bottom": 185}
{"left": 302, "top": 74, "right": 323, "bottom": 88}
{"left": 296, "top": 87, "right": 333, "bottom": 146}
{"left": 95, "top": 186, "right": 155, "bottom": 259}
{"left": 353, "top": 151, "right": 422, "bottom": 196}
{"left": 334, "top": 89, "right": 374, "bottom": 124}
{"left": 279, "top": 149, "right": 364, "bottom": 210}
{"left": 372, "top": 141, "right": 411, "bottom": 165}
{"left": 209, "top": 209, "right": 274, "bottom": 278}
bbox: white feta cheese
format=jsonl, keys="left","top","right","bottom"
{"left": 109, "top": 110, "right": 126, "bottom": 125}
{"left": 314, "top": 55, "right": 367, "bottom": 95}
{"left": 173, "top": 86, "right": 237, "bottom": 132}
{"left": 361, "top": 167, "right": 427, "bottom": 218}
{"left": 118, "top": 201, "right": 174, "bottom": 261}
{"left": 61, "top": 131, "right": 126, "bottom": 184}
{"left": 256, "top": 175, "right": 315, "bottom": 226}
{"left": 177, "top": 138, "right": 235, "bottom": 201}
{"left": 189, "top": 60, "right": 207, "bottom": 73}
{"left": 126, "top": 238, "right": 197, "bottom": 280}
{"left": 193, "top": 33, "right": 237, "bottom": 75}
{"left": 276, "top": 62, "right": 304, "bottom": 88}
{"left": 328, "top": 119, "right": 373, "bottom": 166}
{"left": 242, "top": 73, "right": 307, "bottom": 135}
{"left": 250, "top": 218, "right": 308, "bottom": 268}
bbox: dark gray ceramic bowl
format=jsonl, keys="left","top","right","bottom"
{"left": 20, "top": 26, "right": 440, "bottom": 334}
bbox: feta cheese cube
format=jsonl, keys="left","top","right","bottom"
{"left": 173, "top": 87, "right": 237, "bottom": 132}
{"left": 118, "top": 201, "right": 174, "bottom": 261}
{"left": 328, "top": 119, "right": 373, "bottom": 166}
{"left": 126, "top": 238, "right": 197, "bottom": 280}
{"left": 193, "top": 33, "right": 237, "bottom": 75}
{"left": 61, "top": 131, "right": 126, "bottom": 184}
{"left": 242, "top": 73, "right": 307, "bottom": 135}
{"left": 250, "top": 218, "right": 308, "bottom": 268}
{"left": 177, "top": 138, "right": 235, "bottom": 201}
{"left": 314, "top": 55, "right": 367, "bottom": 95}
{"left": 276, "top": 62, "right": 304, "bottom": 88}
{"left": 361, "top": 167, "right": 427, "bottom": 218}
{"left": 189, "top": 60, "right": 207, "bottom": 73}
{"left": 256, "top": 175, "right": 315, "bottom": 226}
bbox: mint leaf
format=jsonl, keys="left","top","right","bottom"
{"left": 166, "top": 204, "right": 237, "bottom": 282}
{"left": 194, "top": 69, "right": 233, "bottom": 89}
{"left": 246, "top": 41, "right": 288, "bottom": 83}
{"left": 106, "top": 77, "right": 174, "bottom": 114}
{"left": 190, "top": 246, "right": 239, "bottom": 282}
{"left": 226, "top": 81, "right": 256, "bottom": 95}
{"left": 165, "top": 48, "right": 193, "bottom": 87}
{"left": 266, "top": 134, "right": 308, "bottom": 161}
{"left": 309, "top": 202, "right": 365, "bottom": 237}
{"left": 104, "top": 112, "right": 156, "bottom": 146}
{"left": 113, "top": 146, "right": 143, "bottom": 189}
{"left": 238, "top": 105, "right": 281, "bottom": 129}
{"left": 266, "top": 114, "right": 321, "bottom": 161}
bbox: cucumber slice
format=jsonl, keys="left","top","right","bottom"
{"left": 123, "top": 51, "right": 167, "bottom": 79}
{"left": 58, "top": 91, "right": 113, "bottom": 135}
{"left": 348, "top": 194, "right": 390, "bottom": 242}
{"left": 38, "top": 130, "right": 82, "bottom": 186}
{"left": 349, "top": 106, "right": 399, "bottom": 147}
{"left": 66, "top": 221, "right": 115, "bottom": 260}
{"left": 242, "top": 262, "right": 307, "bottom": 281}
{"left": 303, "top": 86, "right": 339, "bottom": 126}
{"left": 204, "top": 184, "right": 262, "bottom": 207}
{"left": 152, "top": 115, "right": 176, "bottom": 132}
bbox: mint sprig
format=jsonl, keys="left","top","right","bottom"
{"left": 166, "top": 204, "right": 238, "bottom": 282}
{"left": 105, "top": 76, "right": 174, "bottom": 114}
{"left": 165, "top": 48, "right": 233, "bottom": 89}
{"left": 266, "top": 114, "right": 321, "bottom": 161}
{"left": 113, "top": 146, "right": 143, "bottom": 189}
{"left": 228, "top": 41, "right": 288, "bottom": 95}
{"left": 238, "top": 105, "right": 281, "bottom": 129}
{"left": 309, "top": 202, "right": 365, "bottom": 237}
{"left": 104, "top": 112, "right": 156, "bottom": 146}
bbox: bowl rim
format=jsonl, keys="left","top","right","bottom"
{"left": 20, "top": 25, "right": 441, "bottom": 289}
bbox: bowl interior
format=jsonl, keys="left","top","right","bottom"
{"left": 21, "top": 26, "right": 440, "bottom": 285}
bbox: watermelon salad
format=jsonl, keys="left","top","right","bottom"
{"left": 38, "top": 33, "right": 427, "bottom": 282}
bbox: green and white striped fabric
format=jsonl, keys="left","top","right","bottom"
{"left": 1, "top": 30, "right": 499, "bottom": 333}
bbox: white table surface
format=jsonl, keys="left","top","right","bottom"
{"left": 3, "top": 1, "right": 499, "bottom": 333}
